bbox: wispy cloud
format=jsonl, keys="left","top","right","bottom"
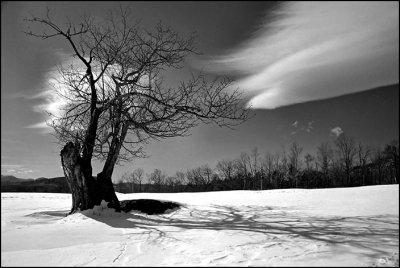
{"left": 25, "top": 122, "right": 53, "bottom": 134}
{"left": 25, "top": 122, "right": 48, "bottom": 129}
{"left": 1, "top": 164, "right": 39, "bottom": 175}
{"left": 290, "top": 120, "right": 314, "bottom": 135}
{"left": 26, "top": 51, "right": 81, "bottom": 132}
{"left": 197, "top": 2, "right": 399, "bottom": 109}
{"left": 330, "top": 126, "right": 343, "bottom": 137}
{"left": 306, "top": 121, "right": 314, "bottom": 133}
{"left": 26, "top": 51, "right": 129, "bottom": 133}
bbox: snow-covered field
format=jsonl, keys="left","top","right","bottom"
{"left": 1, "top": 185, "right": 399, "bottom": 266}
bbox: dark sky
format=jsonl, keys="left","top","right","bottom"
{"left": 1, "top": 1, "right": 398, "bottom": 179}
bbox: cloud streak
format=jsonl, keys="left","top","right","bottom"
{"left": 1, "top": 164, "right": 39, "bottom": 175}
{"left": 26, "top": 51, "right": 149, "bottom": 132}
{"left": 199, "top": 1, "right": 399, "bottom": 109}
{"left": 27, "top": 52, "right": 83, "bottom": 131}
{"left": 290, "top": 120, "right": 314, "bottom": 135}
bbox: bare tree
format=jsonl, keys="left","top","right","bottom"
{"left": 383, "top": 140, "right": 399, "bottom": 183}
{"left": 122, "top": 171, "right": 136, "bottom": 193}
{"left": 263, "top": 152, "right": 277, "bottom": 188}
{"left": 288, "top": 142, "right": 303, "bottom": 187}
{"left": 235, "top": 152, "right": 250, "bottom": 189}
{"left": 250, "top": 147, "right": 259, "bottom": 177}
{"left": 302, "top": 153, "right": 314, "bottom": 188}
{"left": 249, "top": 147, "right": 263, "bottom": 189}
{"left": 133, "top": 168, "right": 144, "bottom": 192}
{"left": 304, "top": 153, "right": 314, "bottom": 172}
{"left": 334, "top": 134, "right": 357, "bottom": 186}
{"left": 317, "top": 141, "right": 333, "bottom": 181}
{"left": 175, "top": 171, "right": 186, "bottom": 190}
{"left": 186, "top": 167, "right": 203, "bottom": 190}
{"left": 165, "top": 176, "right": 176, "bottom": 192}
{"left": 279, "top": 146, "right": 289, "bottom": 187}
{"left": 357, "top": 142, "right": 371, "bottom": 186}
{"left": 25, "top": 7, "right": 248, "bottom": 213}
{"left": 371, "top": 147, "right": 385, "bottom": 185}
{"left": 115, "top": 176, "right": 125, "bottom": 193}
{"left": 148, "top": 169, "right": 165, "bottom": 192}
{"left": 185, "top": 165, "right": 212, "bottom": 191}
{"left": 201, "top": 164, "right": 213, "bottom": 189}
{"left": 289, "top": 142, "right": 303, "bottom": 173}
{"left": 216, "top": 159, "right": 235, "bottom": 188}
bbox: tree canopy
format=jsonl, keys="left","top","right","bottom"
{"left": 25, "top": 7, "right": 249, "bottom": 170}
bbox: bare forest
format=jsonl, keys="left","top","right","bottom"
{"left": 117, "top": 135, "right": 399, "bottom": 193}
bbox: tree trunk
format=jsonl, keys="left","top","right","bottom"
{"left": 60, "top": 142, "right": 121, "bottom": 214}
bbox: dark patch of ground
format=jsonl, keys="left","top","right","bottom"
{"left": 119, "top": 199, "right": 181, "bottom": 215}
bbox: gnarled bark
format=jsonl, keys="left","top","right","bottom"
{"left": 60, "top": 142, "right": 120, "bottom": 214}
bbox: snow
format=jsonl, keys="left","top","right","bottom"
{"left": 1, "top": 185, "right": 399, "bottom": 266}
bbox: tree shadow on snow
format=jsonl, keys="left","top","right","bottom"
{"left": 26, "top": 209, "right": 71, "bottom": 223}
{"left": 83, "top": 201, "right": 399, "bottom": 261}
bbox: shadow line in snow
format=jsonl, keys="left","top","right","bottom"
{"left": 84, "top": 204, "right": 398, "bottom": 261}
{"left": 25, "top": 209, "right": 70, "bottom": 224}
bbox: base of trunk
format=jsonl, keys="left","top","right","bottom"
{"left": 60, "top": 142, "right": 120, "bottom": 214}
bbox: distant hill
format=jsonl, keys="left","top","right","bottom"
{"left": 1, "top": 175, "right": 34, "bottom": 183}
{"left": 1, "top": 175, "right": 123, "bottom": 194}
{"left": 1, "top": 175, "right": 70, "bottom": 193}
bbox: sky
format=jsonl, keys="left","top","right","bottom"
{"left": 1, "top": 1, "right": 399, "bottom": 180}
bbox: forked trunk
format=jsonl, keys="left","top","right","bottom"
{"left": 60, "top": 142, "right": 121, "bottom": 214}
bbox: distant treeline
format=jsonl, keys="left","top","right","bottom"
{"left": 1, "top": 177, "right": 70, "bottom": 193}
{"left": 2, "top": 135, "right": 398, "bottom": 194}
{"left": 115, "top": 135, "right": 399, "bottom": 193}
